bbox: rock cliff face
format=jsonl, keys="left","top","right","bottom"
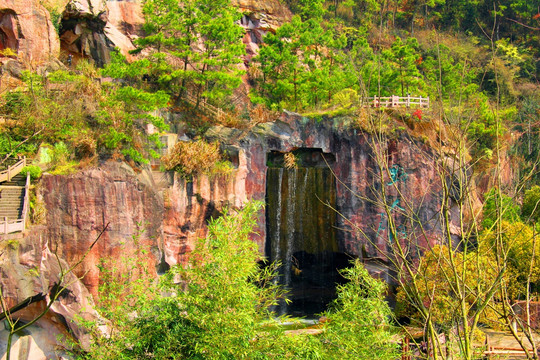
{"left": 40, "top": 161, "right": 163, "bottom": 298}
{"left": 0, "top": 113, "right": 455, "bottom": 358}
{"left": 203, "top": 113, "right": 453, "bottom": 259}
{"left": 59, "top": 0, "right": 143, "bottom": 66}
{"left": 0, "top": 227, "right": 98, "bottom": 359}
{"left": 0, "top": 0, "right": 60, "bottom": 64}
{"left": 38, "top": 113, "right": 453, "bottom": 279}
{"left": 234, "top": 0, "right": 292, "bottom": 60}
{"left": 33, "top": 113, "right": 451, "bottom": 295}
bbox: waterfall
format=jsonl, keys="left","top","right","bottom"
{"left": 266, "top": 151, "right": 340, "bottom": 316}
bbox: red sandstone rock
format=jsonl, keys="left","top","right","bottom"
{"left": 0, "top": 0, "right": 60, "bottom": 64}
{"left": 40, "top": 161, "right": 163, "bottom": 298}
{"left": 0, "top": 227, "right": 98, "bottom": 358}
{"left": 29, "top": 115, "right": 459, "bottom": 290}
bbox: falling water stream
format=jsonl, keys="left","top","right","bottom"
{"left": 266, "top": 149, "right": 349, "bottom": 317}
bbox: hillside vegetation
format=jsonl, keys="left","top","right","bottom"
{"left": 0, "top": 1, "right": 540, "bottom": 358}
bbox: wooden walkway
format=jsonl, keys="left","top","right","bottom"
{"left": 366, "top": 95, "right": 429, "bottom": 108}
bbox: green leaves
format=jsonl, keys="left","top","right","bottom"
{"left": 382, "top": 37, "right": 426, "bottom": 97}
{"left": 321, "top": 260, "right": 399, "bottom": 360}
{"left": 109, "top": 0, "right": 245, "bottom": 108}
{"left": 252, "top": 16, "right": 355, "bottom": 112}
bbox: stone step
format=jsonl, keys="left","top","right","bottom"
{"left": 1, "top": 189, "right": 24, "bottom": 194}
{"left": 0, "top": 214, "right": 22, "bottom": 220}
{"left": 1, "top": 174, "right": 26, "bottom": 186}
{"left": 0, "top": 203, "right": 23, "bottom": 208}
{"left": 0, "top": 213, "right": 21, "bottom": 218}
{"left": 0, "top": 193, "right": 24, "bottom": 197}
{"left": 1, "top": 194, "right": 24, "bottom": 198}
{"left": 0, "top": 204, "right": 23, "bottom": 209}
{"left": 0, "top": 209, "right": 20, "bottom": 213}
{"left": 0, "top": 182, "right": 25, "bottom": 221}
{"left": 0, "top": 199, "right": 23, "bottom": 205}
{"left": 0, "top": 195, "right": 24, "bottom": 200}
{"left": 1, "top": 182, "right": 24, "bottom": 186}
{"left": 0, "top": 187, "right": 24, "bottom": 192}
{"left": 0, "top": 195, "right": 23, "bottom": 200}
{"left": 0, "top": 203, "right": 21, "bottom": 208}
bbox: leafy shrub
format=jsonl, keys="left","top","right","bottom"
{"left": 75, "top": 202, "right": 400, "bottom": 359}
{"left": 79, "top": 202, "right": 284, "bottom": 359}
{"left": 29, "top": 191, "right": 45, "bottom": 224}
{"left": 162, "top": 139, "right": 230, "bottom": 177}
{"left": 0, "top": 134, "right": 37, "bottom": 159}
{"left": 321, "top": 260, "right": 399, "bottom": 359}
{"left": 73, "top": 135, "right": 97, "bottom": 159}
{"left": 209, "top": 160, "right": 234, "bottom": 180}
{"left": 51, "top": 142, "right": 71, "bottom": 165}
{"left": 0, "top": 48, "right": 17, "bottom": 58}
{"left": 48, "top": 161, "right": 79, "bottom": 175}
{"left": 482, "top": 187, "right": 520, "bottom": 229}
{"left": 121, "top": 147, "right": 149, "bottom": 165}
{"left": 20, "top": 165, "right": 42, "bottom": 180}
{"left": 395, "top": 245, "right": 499, "bottom": 329}
{"left": 522, "top": 185, "right": 540, "bottom": 224}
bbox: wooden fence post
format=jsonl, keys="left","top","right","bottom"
{"left": 3, "top": 216, "right": 7, "bottom": 234}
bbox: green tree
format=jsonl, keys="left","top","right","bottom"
{"left": 0, "top": 66, "right": 168, "bottom": 166}
{"left": 321, "top": 260, "right": 398, "bottom": 360}
{"left": 80, "top": 202, "right": 285, "bottom": 359}
{"left": 482, "top": 187, "right": 520, "bottom": 229}
{"left": 396, "top": 244, "right": 500, "bottom": 330}
{"left": 252, "top": 16, "right": 354, "bottom": 111}
{"left": 105, "top": 0, "right": 245, "bottom": 108}
{"left": 79, "top": 202, "right": 399, "bottom": 359}
{"left": 382, "top": 37, "right": 426, "bottom": 96}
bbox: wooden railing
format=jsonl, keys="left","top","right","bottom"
{"left": 0, "top": 156, "right": 26, "bottom": 183}
{"left": 365, "top": 95, "right": 429, "bottom": 108}
{"left": 1, "top": 173, "right": 30, "bottom": 235}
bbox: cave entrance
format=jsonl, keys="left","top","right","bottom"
{"left": 0, "top": 11, "right": 19, "bottom": 52}
{"left": 265, "top": 148, "right": 352, "bottom": 317}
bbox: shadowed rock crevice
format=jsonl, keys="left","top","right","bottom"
{"left": 0, "top": 10, "right": 20, "bottom": 52}
{"left": 59, "top": 5, "right": 113, "bottom": 67}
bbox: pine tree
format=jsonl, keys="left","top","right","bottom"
{"left": 382, "top": 37, "right": 425, "bottom": 96}
{"left": 252, "top": 16, "right": 353, "bottom": 111}
{"left": 104, "top": 0, "right": 245, "bottom": 108}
